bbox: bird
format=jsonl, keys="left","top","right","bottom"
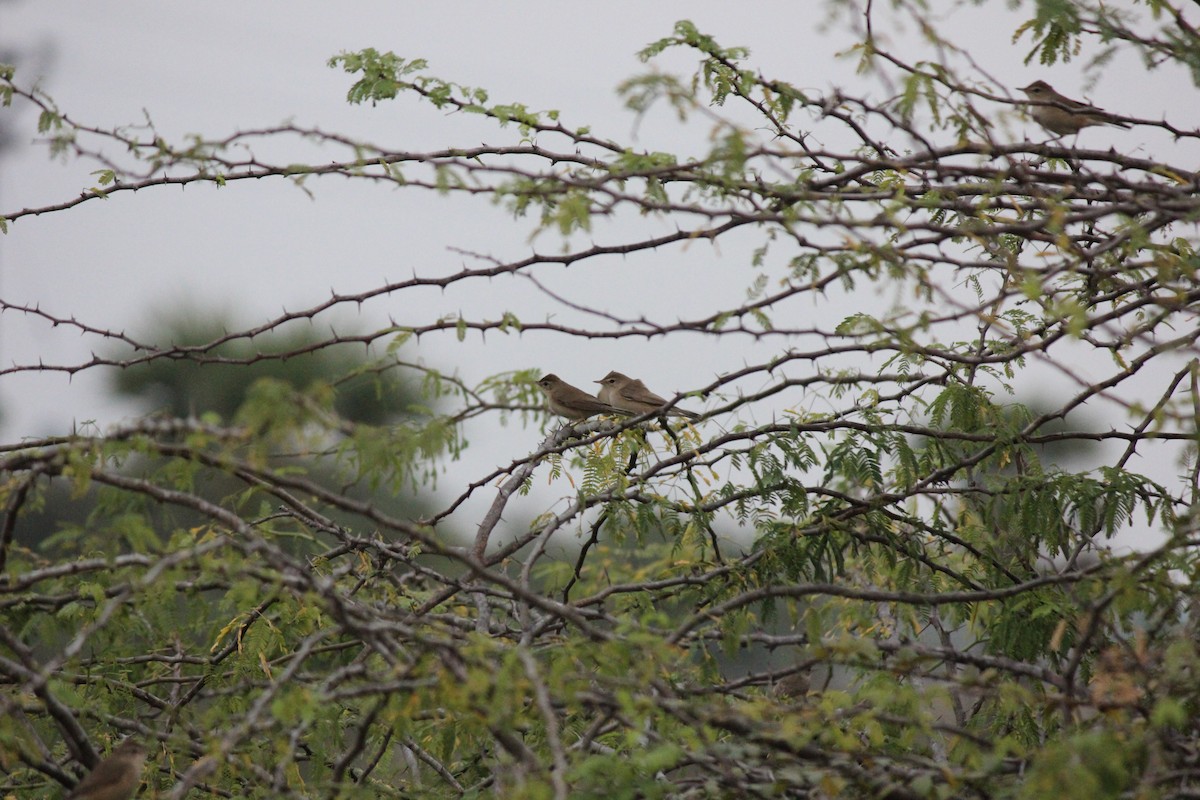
{"left": 594, "top": 371, "right": 700, "bottom": 419}
{"left": 771, "top": 669, "right": 811, "bottom": 700}
{"left": 1019, "top": 80, "right": 1131, "bottom": 137}
{"left": 535, "top": 374, "right": 625, "bottom": 421}
{"left": 65, "top": 738, "right": 147, "bottom": 800}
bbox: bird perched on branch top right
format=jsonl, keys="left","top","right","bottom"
{"left": 1019, "top": 80, "right": 1131, "bottom": 137}
{"left": 595, "top": 371, "right": 700, "bottom": 420}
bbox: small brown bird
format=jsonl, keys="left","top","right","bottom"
{"left": 771, "top": 670, "right": 811, "bottom": 700}
{"left": 66, "top": 738, "right": 147, "bottom": 800}
{"left": 594, "top": 371, "right": 700, "bottom": 419}
{"left": 1019, "top": 80, "right": 1131, "bottom": 137}
{"left": 536, "top": 374, "right": 624, "bottom": 421}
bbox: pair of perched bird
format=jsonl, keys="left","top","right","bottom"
{"left": 537, "top": 371, "right": 699, "bottom": 422}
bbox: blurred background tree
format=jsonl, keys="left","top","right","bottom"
{"left": 109, "top": 307, "right": 416, "bottom": 425}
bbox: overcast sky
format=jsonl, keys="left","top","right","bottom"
{"left": 1, "top": 1, "right": 1194, "bottom": 547}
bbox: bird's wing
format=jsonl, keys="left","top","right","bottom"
{"left": 1055, "top": 95, "right": 1112, "bottom": 117}
{"left": 568, "top": 387, "right": 622, "bottom": 411}
{"left": 620, "top": 381, "right": 669, "bottom": 407}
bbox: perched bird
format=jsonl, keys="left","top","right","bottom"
{"left": 771, "top": 669, "right": 811, "bottom": 700}
{"left": 535, "top": 374, "right": 624, "bottom": 421}
{"left": 1019, "top": 80, "right": 1131, "bottom": 137}
{"left": 594, "top": 371, "right": 700, "bottom": 420}
{"left": 66, "top": 738, "right": 147, "bottom": 800}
